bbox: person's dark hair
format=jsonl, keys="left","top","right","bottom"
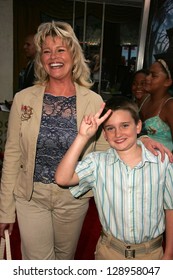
{"left": 101, "top": 95, "right": 140, "bottom": 126}
{"left": 156, "top": 59, "right": 172, "bottom": 79}
{"left": 131, "top": 68, "right": 149, "bottom": 84}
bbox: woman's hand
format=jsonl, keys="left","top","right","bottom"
{"left": 0, "top": 223, "right": 14, "bottom": 238}
{"left": 140, "top": 136, "right": 173, "bottom": 162}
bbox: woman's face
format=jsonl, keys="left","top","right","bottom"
{"left": 131, "top": 72, "right": 147, "bottom": 100}
{"left": 41, "top": 36, "right": 73, "bottom": 81}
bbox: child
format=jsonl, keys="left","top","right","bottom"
{"left": 131, "top": 69, "right": 150, "bottom": 135}
{"left": 131, "top": 69, "right": 150, "bottom": 110}
{"left": 139, "top": 59, "right": 173, "bottom": 151}
{"left": 55, "top": 96, "right": 173, "bottom": 260}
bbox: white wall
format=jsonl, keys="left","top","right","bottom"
{"left": 0, "top": 0, "right": 13, "bottom": 102}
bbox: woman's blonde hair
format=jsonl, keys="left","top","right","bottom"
{"left": 34, "top": 21, "right": 92, "bottom": 88}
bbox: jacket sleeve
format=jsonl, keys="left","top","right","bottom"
{"left": 0, "top": 95, "right": 22, "bottom": 223}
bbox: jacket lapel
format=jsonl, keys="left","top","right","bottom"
{"left": 75, "top": 83, "right": 90, "bottom": 131}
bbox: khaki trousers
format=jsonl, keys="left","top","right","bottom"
{"left": 95, "top": 234, "right": 163, "bottom": 260}
{"left": 15, "top": 182, "right": 89, "bottom": 260}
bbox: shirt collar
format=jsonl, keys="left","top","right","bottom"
{"left": 106, "top": 140, "right": 158, "bottom": 166}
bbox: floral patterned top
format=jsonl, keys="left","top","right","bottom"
{"left": 141, "top": 97, "right": 173, "bottom": 152}
{"left": 144, "top": 116, "right": 173, "bottom": 151}
{"left": 34, "top": 93, "right": 77, "bottom": 184}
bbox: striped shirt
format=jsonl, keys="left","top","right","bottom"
{"left": 71, "top": 141, "right": 173, "bottom": 244}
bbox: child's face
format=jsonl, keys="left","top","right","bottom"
{"left": 103, "top": 109, "right": 142, "bottom": 152}
{"left": 145, "top": 62, "right": 172, "bottom": 94}
{"left": 132, "top": 73, "right": 147, "bottom": 100}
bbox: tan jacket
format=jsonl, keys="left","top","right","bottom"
{"left": 0, "top": 83, "right": 109, "bottom": 223}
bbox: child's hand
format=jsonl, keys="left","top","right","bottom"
{"left": 79, "top": 103, "right": 112, "bottom": 138}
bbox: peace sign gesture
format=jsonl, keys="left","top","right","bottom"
{"left": 79, "top": 103, "right": 112, "bottom": 139}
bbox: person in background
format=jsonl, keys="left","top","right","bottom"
{"left": 89, "top": 53, "right": 100, "bottom": 93}
{"left": 18, "top": 33, "right": 37, "bottom": 91}
{"left": 91, "top": 54, "right": 100, "bottom": 82}
{"left": 55, "top": 96, "right": 173, "bottom": 260}
{"left": 0, "top": 21, "right": 172, "bottom": 260}
{"left": 140, "top": 59, "right": 173, "bottom": 151}
{"left": 131, "top": 69, "right": 150, "bottom": 110}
